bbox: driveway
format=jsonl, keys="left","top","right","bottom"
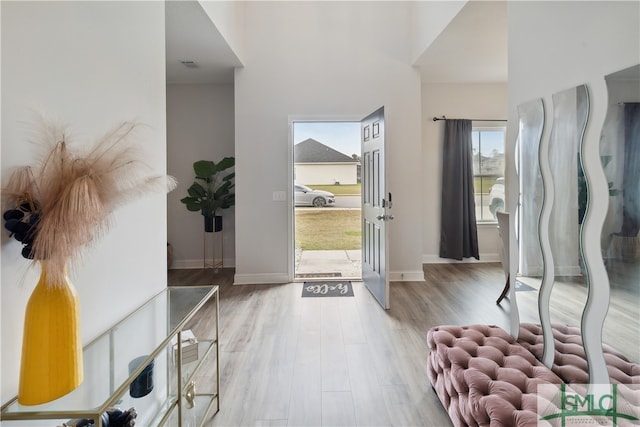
{"left": 334, "top": 195, "right": 360, "bottom": 208}
{"left": 295, "top": 249, "right": 362, "bottom": 279}
{"left": 295, "top": 195, "right": 361, "bottom": 209}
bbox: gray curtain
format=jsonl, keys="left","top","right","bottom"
{"left": 439, "top": 119, "right": 480, "bottom": 260}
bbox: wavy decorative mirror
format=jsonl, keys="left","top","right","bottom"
{"left": 518, "top": 99, "right": 545, "bottom": 279}
{"left": 514, "top": 74, "right": 638, "bottom": 380}
{"left": 532, "top": 85, "right": 590, "bottom": 367}
{"left": 515, "top": 99, "right": 548, "bottom": 357}
{"left": 600, "top": 64, "right": 640, "bottom": 363}
{"left": 548, "top": 85, "right": 589, "bottom": 282}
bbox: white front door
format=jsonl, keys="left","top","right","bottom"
{"left": 361, "top": 107, "right": 391, "bottom": 309}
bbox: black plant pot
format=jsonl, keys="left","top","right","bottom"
{"left": 204, "top": 215, "right": 223, "bottom": 233}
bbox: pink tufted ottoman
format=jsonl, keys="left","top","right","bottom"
{"left": 517, "top": 323, "right": 640, "bottom": 386}
{"left": 427, "top": 323, "right": 640, "bottom": 426}
{"left": 427, "top": 324, "right": 562, "bottom": 426}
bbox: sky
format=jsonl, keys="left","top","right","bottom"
{"left": 293, "top": 121, "right": 505, "bottom": 158}
{"left": 472, "top": 129, "right": 505, "bottom": 156}
{"left": 293, "top": 121, "right": 361, "bottom": 158}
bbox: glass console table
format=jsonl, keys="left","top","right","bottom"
{"left": 1, "top": 285, "right": 219, "bottom": 427}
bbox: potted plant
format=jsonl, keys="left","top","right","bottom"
{"left": 180, "top": 157, "right": 235, "bottom": 232}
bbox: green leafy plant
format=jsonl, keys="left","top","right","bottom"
{"left": 180, "top": 157, "right": 235, "bottom": 220}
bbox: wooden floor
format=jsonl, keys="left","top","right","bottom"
{"left": 168, "top": 263, "right": 639, "bottom": 427}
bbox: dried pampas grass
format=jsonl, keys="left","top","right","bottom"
{"left": 3, "top": 119, "right": 177, "bottom": 285}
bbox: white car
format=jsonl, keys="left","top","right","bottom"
{"left": 488, "top": 177, "right": 505, "bottom": 218}
{"left": 294, "top": 184, "right": 335, "bottom": 207}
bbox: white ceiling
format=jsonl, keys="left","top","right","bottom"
{"left": 165, "top": 1, "right": 508, "bottom": 85}
{"left": 606, "top": 64, "right": 640, "bottom": 81}
{"left": 415, "top": 0, "right": 508, "bottom": 83}
{"left": 165, "top": 1, "right": 240, "bottom": 84}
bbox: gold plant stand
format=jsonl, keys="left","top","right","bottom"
{"left": 203, "top": 230, "right": 223, "bottom": 271}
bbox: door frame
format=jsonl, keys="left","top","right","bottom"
{"left": 287, "top": 114, "right": 363, "bottom": 282}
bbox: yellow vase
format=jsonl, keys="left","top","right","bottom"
{"left": 18, "top": 263, "right": 83, "bottom": 405}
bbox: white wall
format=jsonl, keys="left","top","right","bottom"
{"left": 1, "top": 2, "right": 167, "bottom": 402}
{"left": 295, "top": 164, "right": 357, "bottom": 186}
{"left": 166, "top": 84, "right": 236, "bottom": 268}
{"left": 421, "top": 82, "right": 508, "bottom": 263}
{"left": 234, "top": 1, "right": 424, "bottom": 284}
{"left": 411, "top": 1, "right": 466, "bottom": 64}
{"left": 198, "top": 0, "right": 245, "bottom": 64}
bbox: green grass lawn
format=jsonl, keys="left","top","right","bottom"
{"left": 474, "top": 176, "right": 500, "bottom": 193}
{"left": 295, "top": 209, "right": 361, "bottom": 250}
{"left": 307, "top": 183, "right": 361, "bottom": 196}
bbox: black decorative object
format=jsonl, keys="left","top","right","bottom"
{"left": 128, "top": 356, "right": 154, "bottom": 398}
{"left": 204, "top": 215, "right": 222, "bottom": 233}
{"left": 61, "top": 407, "right": 137, "bottom": 427}
{"left": 106, "top": 407, "right": 138, "bottom": 427}
{"left": 2, "top": 196, "right": 40, "bottom": 259}
{"left": 204, "top": 215, "right": 214, "bottom": 233}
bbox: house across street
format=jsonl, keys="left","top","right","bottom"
{"left": 294, "top": 138, "right": 359, "bottom": 185}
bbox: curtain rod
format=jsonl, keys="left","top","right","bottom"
{"left": 432, "top": 115, "right": 507, "bottom": 122}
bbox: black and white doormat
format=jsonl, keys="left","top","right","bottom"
{"left": 301, "top": 281, "right": 354, "bottom": 298}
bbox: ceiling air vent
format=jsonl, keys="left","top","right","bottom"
{"left": 180, "top": 61, "right": 198, "bottom": 68}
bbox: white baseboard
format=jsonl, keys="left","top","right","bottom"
{"left": 556, "top": 265, "right": 583, "bottom": 276}
{"left": 234, "top": 271, "right": 426, "bottom": 284}
{"left": 389, "top": 270, "right": 426, "bottom": 282}
{"left": 170, "top": 258, "right": 236, "bottom": 270}
{"left": 233, "top": 273, "right": 291, "bottom": 285}
{"left": 521, "top": 266, "right": 544, "bottom": 276}
{"left": 234, "top": 271, "right": 425, "bottom": 284}
{"left": 422, "top": 253, "right": 501, "bottom": 264}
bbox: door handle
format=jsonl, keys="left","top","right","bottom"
{"left": 376, "top": 214, "right": 394, "bottom": 221}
